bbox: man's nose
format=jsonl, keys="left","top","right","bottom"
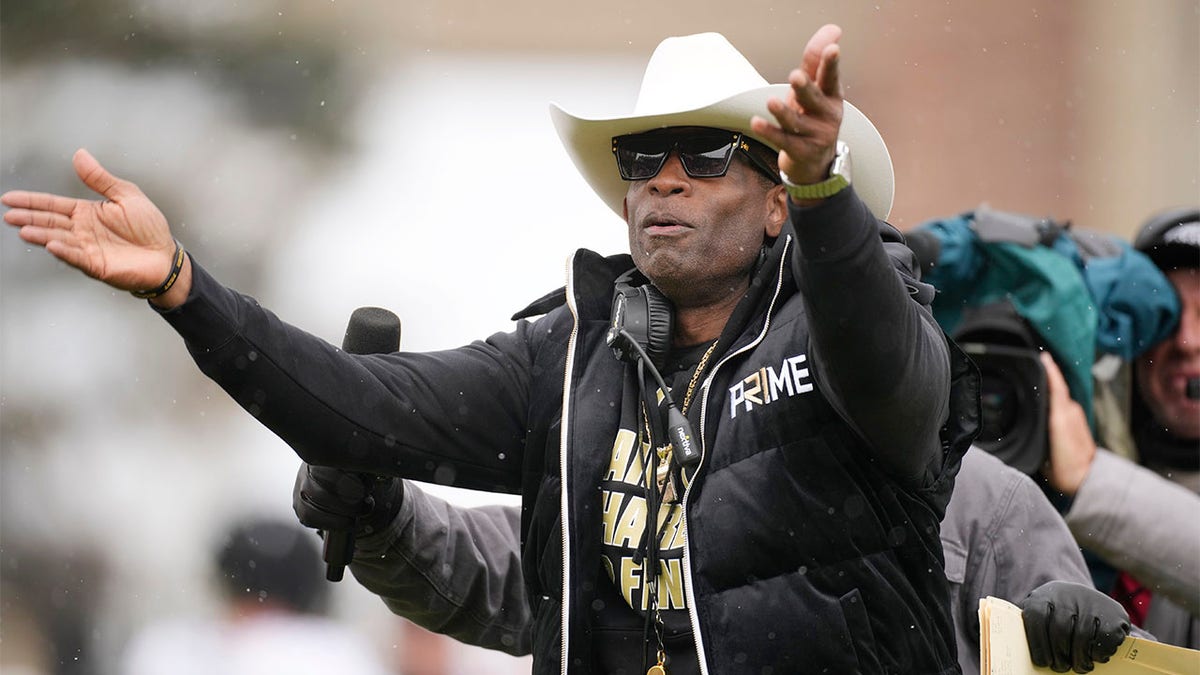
{"left": 647, "top": 153, "right": 690, "bottom": 195}
{"left": 1174, "top": 310, "right": 1200, "bottom": 354}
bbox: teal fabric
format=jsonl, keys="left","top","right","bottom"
{"left": 922, "top": 215, "right": 1097, "bottom": 426}
{"left": 1047, "top": 236, "right": 1180, "bottom": 359}
{"left": 916, "top": 211, "right": 1180, "bottom": 430}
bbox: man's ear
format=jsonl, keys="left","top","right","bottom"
{"left": 622, "top": 197, "right": 630, "bottom": 223}
{"left": 765, "top": 184, "right": 788, "bottom": 238}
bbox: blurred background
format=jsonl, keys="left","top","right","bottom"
{"left": 1, "top": 0, "right": 1197, "bottom": 673}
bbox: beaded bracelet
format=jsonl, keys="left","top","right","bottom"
{"left": 130, "top": 239, "right": 185, "bottom": 299}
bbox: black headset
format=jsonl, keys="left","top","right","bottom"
{"left": 607, "top": 269, "right": 702, "bottom": 470}
{"left": 609, "top": 268, "right": 674, "bottom": 371}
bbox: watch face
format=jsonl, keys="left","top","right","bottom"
{"left": 831, "top": 140, "right": 852, "bottom": 184}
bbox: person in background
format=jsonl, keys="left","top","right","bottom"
{"left": 1041, "top": 206, "right": 1200, "bottom": 649}
{"left": 119, "top": 516, "right": 390, "bottom": 675}
{"left": 899, "top": 206, "right": 1188, "bottom": 671}
{"left": 940, "top": 448, "right": 1129, "bottom": 674}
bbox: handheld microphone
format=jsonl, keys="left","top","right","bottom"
{"left": 324, "top": 306, "right": 402, "bottom": 582}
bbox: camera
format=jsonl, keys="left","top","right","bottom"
{"left": 953, "top": 301, "right": 1049, "bottom": 475}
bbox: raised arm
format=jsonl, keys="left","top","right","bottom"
{"left": 752, "top": 25, "right": 954, "bottom": 484}
{"left": 6, "top": 150, "right": 538, "bottom": 492}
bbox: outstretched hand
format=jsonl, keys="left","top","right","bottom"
{"left": 750, "top": 23, "right": 844, "bottom": 187}
{"left": 2, "top": 149, "right": 186, "bottom": 303}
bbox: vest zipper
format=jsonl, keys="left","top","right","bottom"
{"left": 559, "top": 252, "right": 581, "bottom": 675}
{"left": 679, "top": 235, "right": 793, "bottom": 675}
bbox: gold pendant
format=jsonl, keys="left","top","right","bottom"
{"left": 661, "top": 475, "right": 677, "bottom": 504}
{"left": 655, "top": 447, "right": 673, "bottom": 498}
{"left": 655, "top": 446, "right": 682, "bottom": 503}
{"left": 648, "top": 648, "right": 668, "bottom": 675}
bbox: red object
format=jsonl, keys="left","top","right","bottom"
{"left": 1112, "top": 570, "right": 1153, "bottom": 627}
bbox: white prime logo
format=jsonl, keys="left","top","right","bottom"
{"left": 728, "top": 353, "right": 814, "bottom": 418}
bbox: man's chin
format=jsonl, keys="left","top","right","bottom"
{"left": 1163, "top": 403, "right": 1200, "bottom": 440}
{"left": 636, "top": 254, "right": 685, "bottom": 287}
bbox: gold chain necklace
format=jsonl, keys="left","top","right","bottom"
{"left": 680, "top": 339, "right": 719, "bottom": 414}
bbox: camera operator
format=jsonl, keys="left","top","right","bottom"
{"left": 1041, "top": 206, "right": 1200, "bottom": 648}
{"left": 905, "top": 205, "right": 1190, "bottom": 665}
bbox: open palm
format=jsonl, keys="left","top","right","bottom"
{"left": 2, "top": 148, "right": 177, "bottom": 292}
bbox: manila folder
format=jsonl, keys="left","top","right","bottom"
{"left": 979, "top": 595, "right": 1200, "bottom": 675}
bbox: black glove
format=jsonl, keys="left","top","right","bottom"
{"left": 292, "top": 463, "right": 405, "bottom": 537}
{"left": 1019, "top": 580, "right": 1131, "bottom": 673}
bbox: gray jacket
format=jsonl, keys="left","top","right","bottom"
{"left": 1066, "top": 448, "right": 1200, "bottom": 647}
{"left": 351, "top": 483, "right": 530, "bottom": 656}
{"left": 940, "top": 448, "right": 1095, "bottom": 674}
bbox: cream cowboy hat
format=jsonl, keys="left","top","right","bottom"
{"left": 550, "top": 32, "right": 895, "bottom": 220}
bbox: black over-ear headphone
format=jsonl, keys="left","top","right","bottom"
{"left": 606, "top": 269, "right": 701, "bottom": 468}
{"left": 609, "top": 269, "right": 674, "bottom": 371}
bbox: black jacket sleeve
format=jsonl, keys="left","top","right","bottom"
{"left": 789, "top": 187, "right": 952, "bottom": 486}
{"left": 156, "top": 259, "right": 533, "bottom": 492}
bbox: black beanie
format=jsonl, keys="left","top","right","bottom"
{"left": 1133, "top": 206, "right": 1199, "bottom": 272}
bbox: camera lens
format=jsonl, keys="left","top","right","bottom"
{"left": 978, "top": 367, "right": 1020, "bottom": 443}
{"left": 957, "top": 341, "right": 1049, "bottom": 475}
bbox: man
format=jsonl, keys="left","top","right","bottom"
{"left": 1041, "top": 206, "right": 1200, "bottom": 648}
{"left": 3, "top": 26, "right": 977, "bottom": 673}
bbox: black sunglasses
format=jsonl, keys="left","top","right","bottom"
{"left": 612, "top": 128, "right": 780, "bottom": 184}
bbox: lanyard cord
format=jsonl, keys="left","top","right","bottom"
{"left": 635, "top": 339, "right": 719, "bottom": 671}
{"left": 636, "top": 360, "right": 663, "bottom": 673}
